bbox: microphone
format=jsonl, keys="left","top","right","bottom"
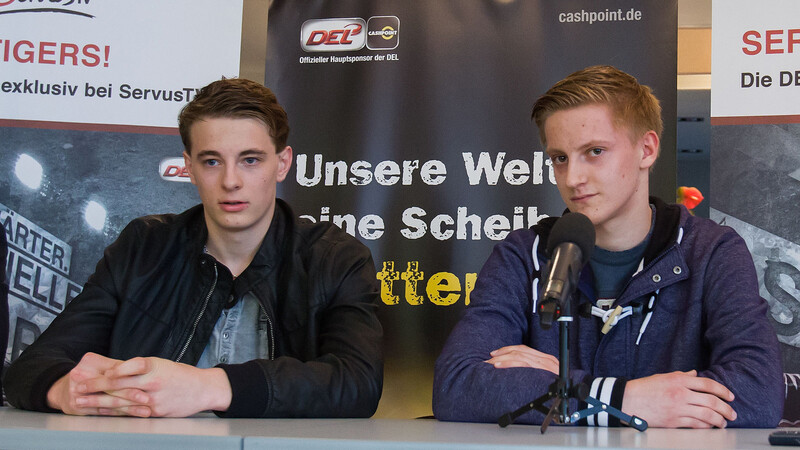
{"left": 538, "top": 212, "right": 595, "bottom": 329}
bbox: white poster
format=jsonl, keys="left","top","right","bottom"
{"left": 711, "top": 0, "right": 800, "bottom": 425}
{"left": 711, "top": 0, "right": 800, "bottom": 123}
{"left": 0, "top": 0, "right": 243, "bottom": 130}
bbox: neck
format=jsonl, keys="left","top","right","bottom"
{"left": 595, "top": 209, "right": 651, "bottom": 251}
{"left": 596, "top": 189, "right": 652, "bottom": 252}
{"left": 204, "top": 217, "right": 271, "bottom": 278}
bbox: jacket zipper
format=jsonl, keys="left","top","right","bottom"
{"left": 267, "top": 314, "right": 274, "bottom": 360}
{"left": 258, "top": 303, "right": 275, "bottom": 360}
{"left": 176, "top": 262, "right": 218, "bottom": 363}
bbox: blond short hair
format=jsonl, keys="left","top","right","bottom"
{"left": 531, "top": 65, "right": 662, "bottom": 147}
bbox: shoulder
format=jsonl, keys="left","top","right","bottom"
{"left": 478, "top": 227, "right": 544, "bottom": 278}
{"left": 107, "top": 205, "right": 204, "bottom": 256}
{"left": 503, "top": 227, "right": 543, "bottom": 252}
{"left": 649, "top": 196, "right": 739, "bottom": 247}
{"left": 648, "top": 197, "right": 743, "bottom": 260}
{"left": 278, "top": 201, "right": 377, "bottom": 300}
{"left": 122, "top": 204, "right": 201, "bottom": 232}
{"left": 296, "top": 219, "right": 371, "bottom": 258}
{"left": 679, "top": 210, "right": 745, "bottom": 254}
{"left": 280, "top": 200, "right": 372, "bottom": 264}
{"left": 665, "top": 206, "right": 755, "bottom": 281}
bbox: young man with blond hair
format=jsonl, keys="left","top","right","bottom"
{"left": 5, "top": 78, "right": 383, "bottom": 418}
{"left": 433, "top": 65, "right": 783, "bottom": 428}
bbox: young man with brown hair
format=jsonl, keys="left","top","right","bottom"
{"left": 433, "top": 65, "right": 783, "bottom": 428}
{"left": 4, "top": 78, "right": 383, "bottom": 418}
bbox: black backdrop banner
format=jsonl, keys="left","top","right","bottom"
{"left": 266, "top": 0, "right": 677, "bottom": 416}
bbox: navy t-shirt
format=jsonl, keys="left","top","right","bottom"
{"left": 589, "top": 206, "right": 655, "bottom": 306}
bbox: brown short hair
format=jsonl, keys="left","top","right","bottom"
{"left": 178, "top": 78, "right": 290, "bottom": 154}
{"left": 531, "top": 65, "right": 662, "bottom": 147}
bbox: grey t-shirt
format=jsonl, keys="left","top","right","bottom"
{"left": 196, "top": 291, "right": 271, "bottom": 367}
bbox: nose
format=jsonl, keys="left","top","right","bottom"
{"left": 222, "top": 164, "right": 242, "bottom": 190}
{"left": 563, "top": 158, "right": 587, "bottom": 189}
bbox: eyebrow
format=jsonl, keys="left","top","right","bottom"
{"left": 195, "top": 149, "right": 269, "bottom": 158}
{"left": 546, "top": 139, "right": 612, "bottom": 154}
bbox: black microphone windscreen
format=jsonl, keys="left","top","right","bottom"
{"left": 545, "top": 212, "right": 596, "bottom": 264}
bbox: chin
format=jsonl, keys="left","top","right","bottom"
{"left": 216, "top": 218, "right": 249, "bottom": 229}
{"left": 566, "top": 203, "right": 586, "bottom": 215}
{"left": 572, "top": 209, "right": 601, "bottom": 226}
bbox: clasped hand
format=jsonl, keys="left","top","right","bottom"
{"left": 46, "top": 352, "right": 231, "bottom": 417}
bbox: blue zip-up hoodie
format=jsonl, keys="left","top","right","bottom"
{"left": 433, "top": 197, "right": 783, "bottom": 427}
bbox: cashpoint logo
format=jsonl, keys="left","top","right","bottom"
{"left": 0, "top": 0, "right": 95, "bottom": 18}
{"left": 301, "top": 18, "right": 367, "bottom": 52}
{"left": 159, "top": 157, "right": 191, "bottom": 183}
{"left": 367, "top": 16, "right": 399, "bottom": 50}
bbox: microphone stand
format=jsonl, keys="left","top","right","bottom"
{"left": 497, "top": 296, "right": 648, "bottom": 433}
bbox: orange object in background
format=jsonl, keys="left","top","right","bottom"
{"left": 677, "top": 186, "right": 704, "bottom": 211}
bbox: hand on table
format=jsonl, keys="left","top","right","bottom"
{"left": 47, "top": 352, "right": 232, "bottom": 417}
{"left": 46, "top": 352, "right": 151, "bottom": 417}
{"left": 76, "top": 356, "right": 232, "bottom": 417}
{"left": 485, "top": 345, "right": 559, "bottom": 375}
{"left": 622, "top": 370, "right": 737, "bottom": 428}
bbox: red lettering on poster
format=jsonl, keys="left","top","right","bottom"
{"left": 305, "top": 24, "right": 362, "bottom": 46}
{"left": 0, "top": 38, "right": 111, "bottom": 67}
{"left": 742, "top": 29, "right": 800, "bottom": 55}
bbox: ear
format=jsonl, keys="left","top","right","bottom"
{"left": 639, "top": 130, "right": 659, "bottom": 170}
{"left": 276, "top": 146, "right": 293, "bottom": 183}
{"left": 183, "top": 151, "right": 197, "bottom": 185}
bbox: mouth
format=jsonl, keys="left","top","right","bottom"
{"left": 570, "top": 194, "right": 595, "bottom": 203}
{"left": 219, "top": 201, "right": 248, "bottom": 212}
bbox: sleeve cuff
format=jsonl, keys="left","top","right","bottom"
{"left": 578, "top": 376, "right": 628, "bottom": 427}
{"left": 214, "top": 360, "right": 270, "bottom": 418}
{"left": 29, "top": 362, "right": 76, "bottom": 413}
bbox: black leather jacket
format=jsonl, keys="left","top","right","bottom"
{"left": 4, "top": 199, "right": 383, "bottom": 417}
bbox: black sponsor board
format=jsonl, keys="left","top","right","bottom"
{"left": 266, "top": 0, "right": 677, "bottom": 416}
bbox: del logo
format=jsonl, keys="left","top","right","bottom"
{"left": 159, "top": 157, "right": 191, "bottom": 183}
{"left": 301, "top": 18, "right": 366, "bottom": 52}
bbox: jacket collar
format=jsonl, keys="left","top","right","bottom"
{"left": 641, "top": 197, "right": 682, "bottom": 266}
{"left": 531, "top": 196, "right": 683, "bottom": 263}
{"left": 184, "top": 199, "right": 294, "bottom": 298}
{"left": 248, "top": 199, "right": 289, "bottom": 270}
{"left": 233, "top": 200, "right": 291, "bottom": 302}
{"left": 185, "top": 199, "right": 293, "bottom": 267}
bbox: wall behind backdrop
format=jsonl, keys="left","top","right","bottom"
{"left": 2, "top": 0, "right": 678, "bottom": 418}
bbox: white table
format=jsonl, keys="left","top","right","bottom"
{"left": 0, "top": 407, "right": 781, "bottom": 449}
